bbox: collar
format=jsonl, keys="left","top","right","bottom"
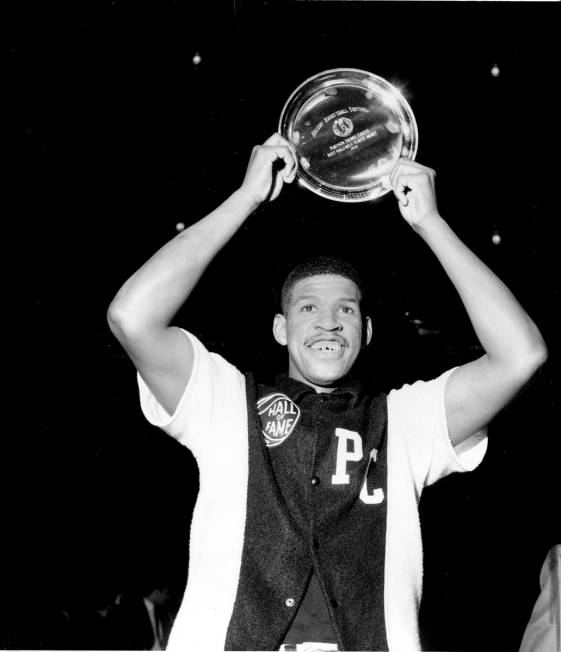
{"left": 274, "top": 372, "right": 364, "bottom": 405}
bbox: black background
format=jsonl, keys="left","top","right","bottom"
{"left": 1, "top": 1, "right": 559, "bottom": 650}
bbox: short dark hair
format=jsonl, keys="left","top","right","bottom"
{"left": 280, "top": 255, "right": 364, "bottom": 314}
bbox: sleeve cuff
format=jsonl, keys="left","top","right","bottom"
{"left": 136, "top": 329, "right": 200, "bottom": 439}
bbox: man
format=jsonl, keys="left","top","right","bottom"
{"left": 107, "top": 133, "right": 547, "bottom": 651}
{"left": 519, "top": 545, "right": 561, "bottom": 652}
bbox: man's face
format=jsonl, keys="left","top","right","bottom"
{"left": 273, "top": 274, "right": 372, "bottom": 392}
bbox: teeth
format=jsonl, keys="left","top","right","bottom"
{"left": 310, "top": 341, "right": 341, "bottom": 352}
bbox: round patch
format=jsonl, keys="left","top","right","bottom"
{"left": 257, "top": 393, "right": 301, "bottom": 448}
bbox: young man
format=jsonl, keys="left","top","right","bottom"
{"left": 107, "top": 133, "right": 547, "bottom": 651}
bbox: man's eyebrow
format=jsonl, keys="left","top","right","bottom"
{"left": 293, "top": 294, "right": 319, "bottom": 302}
{"left": 292, "top": 294, "right": 359, "bottom": 304}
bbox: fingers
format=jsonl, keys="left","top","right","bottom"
{"left": 273, "top": 145, "right": 297, "bottom": 183}
{"left": 267, "top": 133, "right": 298, "bottom": 180}
{"left": 391, "top": 158, "right": 435, "bottom": 175}
{"left": 262, "top": 132, "right": 292, "bottom": 148}
{"left": 241, "top": 133, "right": 299, "bottom": 205}
{"left": 254, "top": 133, "right": 298, "bottom": 183}
{"left": 389, "top": 158, "right": 435, "bottom": 189}
{"left": 389, "top": 158, "right": 435, "bottom": 205}
{"left": 388, "top": 158, "right": 439, "bottom": 226}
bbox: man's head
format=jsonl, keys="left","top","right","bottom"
{"left": 273, "top": 256, "right": 372, "bottom": 392}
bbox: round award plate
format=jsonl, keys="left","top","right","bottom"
{"left": 279, "top": 68, "right": 418, "bottom": 203}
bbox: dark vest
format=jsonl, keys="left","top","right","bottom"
{"left": 225, "top": 373, "right": 389, "bottom": 651}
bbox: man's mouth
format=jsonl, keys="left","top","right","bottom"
{"left": 305, "top": 338, "right": 346, "bottom": 352}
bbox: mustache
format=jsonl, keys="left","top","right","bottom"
{"left": 303, "top": 334, "right": 347, "bottom": 347}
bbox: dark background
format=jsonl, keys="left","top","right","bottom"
{"left": 1, "top": 1, "right": 559, "bottom": 650}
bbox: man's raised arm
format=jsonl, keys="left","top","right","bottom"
{"left": 107, "top": 134, "right": 296, "bottom": 415}
{"left": 389, "top": 159, "right": 548, "bottom": 446}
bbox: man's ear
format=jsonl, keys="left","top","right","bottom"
{"left": 364, "top": 315, "right": 373, "bottom": 347}
{"left": 273, "top": 313, "right": 287, "bottom": 346}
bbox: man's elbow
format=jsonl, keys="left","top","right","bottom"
{"left": 529, "top": 339, "right": 549, "bottom": 373}
{"left": 107, "top": 298, "right": 138, "bottom": 342}
{"left": 512, "top": 338, "right": 549, "bottom": 383}
{"left": 107, "top": 297, "right": 168, "bottom": 351}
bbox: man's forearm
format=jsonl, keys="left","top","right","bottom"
{"left": 415, "top": 214, "right": 547, "bottom": 370}
{"left": 108, "top": 187, "right": 257, "bottom": 336}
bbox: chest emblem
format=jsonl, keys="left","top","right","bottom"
{"left": 257, "top": 393, "right": 301, "bottom": 448}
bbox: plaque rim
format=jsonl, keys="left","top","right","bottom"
{"left": 278, "top": 67, "right": 418, "bottom": 203}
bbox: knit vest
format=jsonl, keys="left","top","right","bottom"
{"left": 225, "top": 373, "right": 389, "bottom": 651}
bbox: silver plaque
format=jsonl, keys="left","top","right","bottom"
{"left": 279, "top": 68, "right": 418, "bottom": 203}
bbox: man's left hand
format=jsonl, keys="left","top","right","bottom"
{"left": 389, "top": 159, "right": 439, "bottom": 228}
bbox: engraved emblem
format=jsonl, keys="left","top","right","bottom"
{"left": 257, "top": 393, "right": 301, "bottom": 448}
{"left": 332, "top": 116, "right": 354, "bottom": 138}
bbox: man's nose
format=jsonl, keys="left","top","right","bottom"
{"left": 314, "top": 310, "right": 343, "bottom": 331}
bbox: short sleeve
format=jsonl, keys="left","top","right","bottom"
{"left": 388, "top": 367, "right": 488, "bottom": 490}
{"left": 137, "top": 329, "right": 246, "bottom": 459}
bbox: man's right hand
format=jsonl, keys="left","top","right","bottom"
{"left": 239, "top": 133, "right": 297, "bottom": 207}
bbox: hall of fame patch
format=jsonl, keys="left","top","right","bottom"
{"left": 257, "top": 393, "right": 301, "bottom": 448}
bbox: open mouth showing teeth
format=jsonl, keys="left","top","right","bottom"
{"left": 309, "top": 341, "right": 342, "bottom": 352}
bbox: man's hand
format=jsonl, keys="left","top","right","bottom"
{"left": 239, "top": 133, "right": 297, "bottom": 208}
{"left": 389, "top": 159, "right": 439, "bottom": 228}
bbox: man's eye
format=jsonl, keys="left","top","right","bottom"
{"left": 340, "top": 305, "right": 354, "bottom": 314}
{"left": 301, "top": 304, "right": 315, "bottom": 312}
